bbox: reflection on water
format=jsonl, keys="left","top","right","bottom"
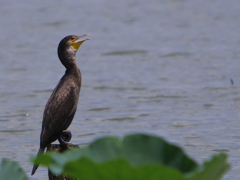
{"left": 0, "top": 0, "right": 240, "bottom": 179}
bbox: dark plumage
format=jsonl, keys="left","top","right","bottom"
{"left": 31, "top": 35, "right": 89, "bottom": 175}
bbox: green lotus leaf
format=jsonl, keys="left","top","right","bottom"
{"left": 32, "top": 133, "right": 230, "bottom": 180}
{"left": 0, "top": 159, "right": 28, "bottom": 180}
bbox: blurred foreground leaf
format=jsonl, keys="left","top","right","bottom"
{"left": 0, "top": 159, "right": 28, "bottom": 180}
{"left": 187, "top": 153, "right": 230, "bottom": 180}
{"left": 33, "top": 133, "right": 230, "bottom": 180}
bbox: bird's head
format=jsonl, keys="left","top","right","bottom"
{"left": 58, "top": 34, "right": 89, "bottom": 67}
{"left": 58, "top": 34, "right": 89, "bottom": 52}
{"left": 69, "top": 34, "right": 89, "bottom": 51}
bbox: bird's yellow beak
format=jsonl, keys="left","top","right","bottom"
{"left": 71, "top": 34, "right": 89, "bottom": 50}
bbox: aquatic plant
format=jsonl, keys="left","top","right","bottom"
{"left": 0, "top": 159, "right": 28, "bottom": 180}
{"left": 0, "top": 133, "right": 230, "bottom": 180}
{"left": 33, "top": 134, "right": 229, "bottom": 180}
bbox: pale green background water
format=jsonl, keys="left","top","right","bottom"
{"left": 0, "top": 0, "right": 240, "bottom": 179}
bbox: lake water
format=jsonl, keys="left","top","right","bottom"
{"left": 0, "top": 0, "right": 240, "bottom": 179}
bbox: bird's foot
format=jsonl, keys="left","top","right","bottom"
{"left": 58, "top": 137, "right": 73, "bottom": 150}
{"left": 60, "top": 130, "right": 72, "bottom": 142}
{"left": 58, "top": 130, "right": 73, "bottom": 150}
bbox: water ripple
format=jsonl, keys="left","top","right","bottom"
{"left": 88, "top": 108, "right": 111, "bottom": 112}
{"left": 0, "top": 129, "right": 34, "bottom": 133}
{"left": 103, "top": 117, "right": 136, "bottom": 121}
{"left": 102, "top": 50, "right": 147, "bottom": 56}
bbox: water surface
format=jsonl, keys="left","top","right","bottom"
{"left": 0, "top": 0, "right": 240, "bottom": 179}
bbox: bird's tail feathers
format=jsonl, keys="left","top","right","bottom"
{"left": 31, "top": 147, "right": 45, "bottom": 175}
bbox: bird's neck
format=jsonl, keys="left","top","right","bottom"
{"left": 58, "top": 52, "right": 77, "bottom": 70}
{"left": 66, "top": 63, "right": 80, "bottom": 75}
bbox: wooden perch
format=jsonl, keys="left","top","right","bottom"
{"left": 47, "top": 130, "right": 79, "bottom": 180}
{"left": 47, "top": 144, "right": 79, "bottom": 180}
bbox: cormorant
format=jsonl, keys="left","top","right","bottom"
{"left": 31, "top": 34, "right": 89, "bottom": 175}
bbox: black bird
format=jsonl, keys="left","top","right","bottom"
{"left": 31, "top": 34, "right": 89, "bottom": 175}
